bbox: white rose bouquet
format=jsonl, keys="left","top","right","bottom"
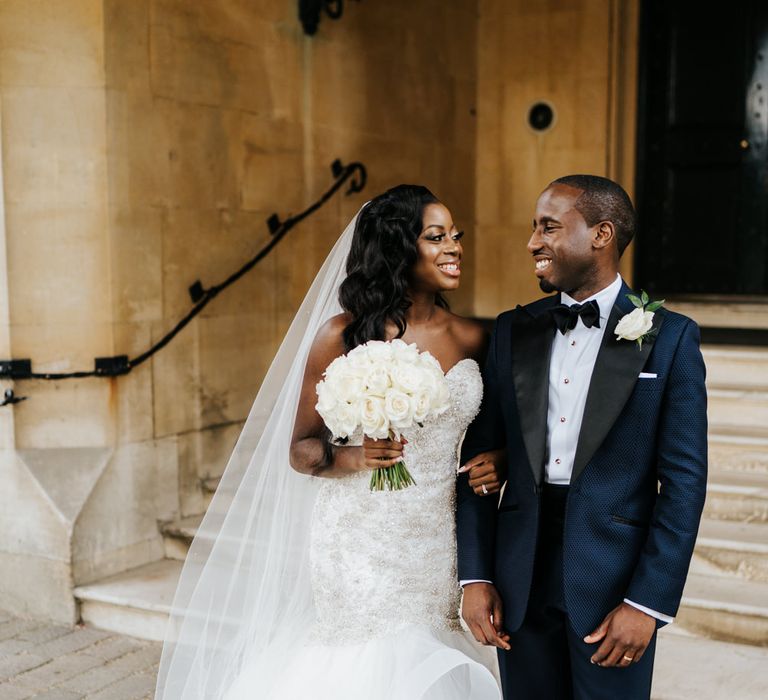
{"left": 315, "top": 339, "right": 451, "bottom": 491}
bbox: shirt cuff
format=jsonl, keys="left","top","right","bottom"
{"left": 623, "top": 598, "right": 674, "bottom": 624}
{"left": 460, "top": 579, "right": 492, "bottom": 587}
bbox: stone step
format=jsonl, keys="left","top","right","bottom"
{"left": 162, "top": 516, "right": 202, "bottom": 560}
{"left": 702, "top": 346, "right": 768, "bottom": 432}
{"left": 75, "top": 551, "right": 767, "bottom": 649}
{"left": 652, "top": 625, "right": 768, "bottom": 699}
{"left": 74, "top": 559, "right": 181, "bottom": 642}
{"left": 704, "top": 470, "right": 768, "bottom": 522}
{"left": 677, "top": 572, "right": 768, "bottom": 646}
{"left": 161, "top": 511, "right": 272, "bottom": 564}
{"left": 75, "top": 566, "right": 768, "bottom": 648}
{"left": 692, "top": 519, "right": 768, "bottom": 582}
{"left": 708, "top": 430, "right": 768, "bottom": 474}
{"left": 201, "top": 475, "right": 221, "bottom": 509}
{"left": 702, "top": 346, "right": 768, "bottom": 392}
{"left": 707, "top": 387, "right": 768, "bottom": 433}
{"left": 162, "top": 512, "right": 768, "bottom": 582}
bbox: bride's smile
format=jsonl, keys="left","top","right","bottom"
{"left": 410, "top": 202, "right": 464, "bottom": 293}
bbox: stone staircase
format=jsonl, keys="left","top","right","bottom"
{"left": 674, "top": 346, "right": 768, "bottom": 645}
{"left": 74, "top": 346, "right": 768, "bottom": 647}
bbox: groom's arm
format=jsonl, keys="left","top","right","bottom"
{"left": 457, "top": 315, "right": 512, "bottom": 650}
{"left": 587, "top": 318, "right": 707, "bottom": 668}
{"left": 626, "top": 318, "right": 708, "bottom": 615}
{"left": 456, "top": 314, "right": 509, "bottom": 582}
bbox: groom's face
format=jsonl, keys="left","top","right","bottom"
{"left": 529, "top": 184, "right": 597, "bottom": 295}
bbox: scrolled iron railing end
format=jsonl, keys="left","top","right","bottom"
{"left": 0, "top": 157, "right": 368, "bottom": 391}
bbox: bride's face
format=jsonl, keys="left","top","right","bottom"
{"left": 409, "top": 203, "right": 464, "bottom": 294}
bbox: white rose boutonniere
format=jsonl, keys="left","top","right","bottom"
{"left": 615, "top": 291, "right": 664, "bottom": 349}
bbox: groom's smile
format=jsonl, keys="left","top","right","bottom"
{"left": 529, "top": 183, "right": 607, "bottom": 298}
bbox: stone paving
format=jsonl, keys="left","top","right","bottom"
{"left": 2, "top": 612, "right": 768, "bottom": 699}
{"left": 0, "top": 613, "right": 160, "bottom": 700}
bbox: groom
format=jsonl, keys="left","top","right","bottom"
{"left": 457, "top": 175, "right": 707, "bottom": 699}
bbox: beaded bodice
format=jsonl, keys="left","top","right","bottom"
{"left": 309, "top": 358, "right": 483, "bottom": 645}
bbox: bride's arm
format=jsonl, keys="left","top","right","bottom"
{"left": 289, "top": 316, "right": 404, "bottom": 477}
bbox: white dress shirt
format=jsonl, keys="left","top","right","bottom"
{"left": 462, "top": 274, "right": 673, "bottom": 624}
{"left": 545, "top": 274, "right": 623, "bottom": 484}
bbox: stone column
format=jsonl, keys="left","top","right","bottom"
{"left": 0, "top": 0, "right": 177, "bottom": 623}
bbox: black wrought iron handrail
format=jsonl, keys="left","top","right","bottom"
{"left": 0, "top": 159, "right": 366, "bottom": 392}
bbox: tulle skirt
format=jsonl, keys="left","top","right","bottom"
{"left": 224, "top": 623, "right": 501, "bottom": 700}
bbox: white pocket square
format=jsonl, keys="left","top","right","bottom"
{"left": 638, "top": 372, "right": 658, "bottom": 379}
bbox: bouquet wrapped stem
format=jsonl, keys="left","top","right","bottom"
{"left": 370, "top": 431, "right": 417, "bottom": 491}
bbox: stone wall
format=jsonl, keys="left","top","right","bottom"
{"left": 472, "top": 0, "right": 639, "bottom": 316}
{"left": 0, "top": 0, "right": 478, "bottom": 621}
{"left": 0, "top": 0, "right": 644, "bottom": 623}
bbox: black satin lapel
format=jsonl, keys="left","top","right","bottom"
{"left": 510, "top": 316, "right": 555, "bottom": 487}
{"left": 571, "top": 305, "right": 666, "bottom": 484}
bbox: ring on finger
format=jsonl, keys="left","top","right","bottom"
{"left": 481, "top": 484, "right": 488, "bottom": 495}
{"left": 622, "top": 654, "right": 634, "bottom": 663}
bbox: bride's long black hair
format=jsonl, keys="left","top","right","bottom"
{"left": 339, "top": 184, "right": 448, "bottom": 351}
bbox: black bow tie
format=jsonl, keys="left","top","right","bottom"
{"left": 549, "top": 300, "right": 601, "bottom": 334}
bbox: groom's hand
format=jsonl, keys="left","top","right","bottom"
{"left": 461, "top": 582, "right": 511, "bottom": 651}
{"left": 584, "top": 602, "right": 656, "bottom": 668}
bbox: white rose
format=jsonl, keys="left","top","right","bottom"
{"left": 431, "top": 378, "right": 451, "bottom": 415}
{"left": 346, "top": 346, "right": 372, "bottom": 372}
{"left": 330, "top": 366, "right": 366, "bottom": 403}
{"left": 384, "top": 388, "right": 415, "bottom": 431}
{"left": 322, "top": 355, "right": 346, "bottom": 380}
{"left": 315, "top": 381, "right": 337, "bottom": 418}
{"left": 335, "top": 400, "right": 360, "bottom": 439}
{"left": 364, "top": 365, "right": 391, "bottom": 397}
{"left": 418, "top": 364, "right": 450, "bottom": 406}
{"left": 390, "top": 360, "right": 423, "bottom": 395}
{"left": 360, "top": 396, "right": 389, "bottom": 439}
{"left": 364, "top": 341, "right": 393, "bottom": 362}
{"left": 412, "top": 389, "right": 431, "bottom": 423}
{"left": 615, "top": 308, "right": 654, "bottom": 342}
{"left": 390, "top": 339, "right": 420, "bottom": 365}
{"left": 418, "top": 351, "right": 442, "bottom": 373}
{"left": 320, "top": 398, "right": 360, "bottom": 440}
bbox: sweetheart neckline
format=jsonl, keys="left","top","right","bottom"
{"left": 443, "top": 357, "right": 480, "bottom": 377}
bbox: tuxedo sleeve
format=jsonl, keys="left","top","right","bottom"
{"left": 624, "top": 319, "right": 708, "bottom": 617}
{"left": 456, "top": 315, "right": 508, "bottom": 582}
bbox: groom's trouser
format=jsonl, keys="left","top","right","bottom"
{"left": 497, "top": 484, "right": 656, "bottom": 700}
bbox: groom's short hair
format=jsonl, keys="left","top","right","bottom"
{"left": 550, "top": 174, "right": 637, "bottom": 256}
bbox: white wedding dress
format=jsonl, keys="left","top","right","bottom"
{"left": 225, "top": 357, "right": 500, "bottom": 699}
{"left": 155, "top": 213, "right": 502, "bottom": 700}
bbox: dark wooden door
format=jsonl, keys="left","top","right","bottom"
{"left": 635, "top": 0, "right": 768, "bottom": 296}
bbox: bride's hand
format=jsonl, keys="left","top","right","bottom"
{"left": 360, "top": 435, "right": 407, "bottom": 471}
{"left": 458, "top": 448, "right": 507, "bottom": 496}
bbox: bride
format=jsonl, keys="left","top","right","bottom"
{"left": 155, "top": 185, "right": 505, "bottom": 699}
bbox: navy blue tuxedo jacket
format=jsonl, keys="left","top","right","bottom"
{"left": 457, "top": 282, "right": 708, "bottom": 638}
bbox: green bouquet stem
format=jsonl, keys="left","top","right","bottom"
{"left": 369, "top": 459, "right": 416, "bottom": 492}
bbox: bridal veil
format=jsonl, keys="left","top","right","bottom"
{"left": 154, "top": 212, "right": 359, "bottom": 699}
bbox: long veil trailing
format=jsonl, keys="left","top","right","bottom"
{"left": 154, "top": 211, "right": 361, "bottom": 699}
